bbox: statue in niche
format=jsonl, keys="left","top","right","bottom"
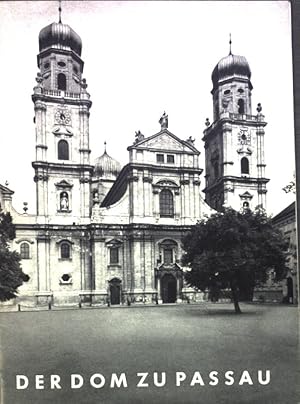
{"left": 60, "top": 192, "right": 69, "bottom": 211}
{"left": 159, "top": 111, "right": 168, "bottom": 129}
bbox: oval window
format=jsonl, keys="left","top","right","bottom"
{"left": 224, "top": 89, "right": 230, "bottom": 95}
{"left": 58, "top": 61, "right": 66, "bottom": 67}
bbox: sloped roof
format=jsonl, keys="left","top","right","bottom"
{"left": 272, "top": 201, "right": 295, "bottom": 225}
{"left": 0, "top": 184, "right": 14, "bottom": 195}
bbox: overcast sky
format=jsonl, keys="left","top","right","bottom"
{"left": 0, "top": 0, "right": 295, "bottom": 216}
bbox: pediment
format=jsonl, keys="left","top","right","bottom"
{"left": 239, "top": 191, "right": 253, "bottom": 199}
{"left": 130, "top": 129, "right": 198, "bottom": 153}
{"left": 55, "top": 180, "right": 73, "bottom": 189}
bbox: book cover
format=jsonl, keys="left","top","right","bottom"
{"left": 0, "top": 1, "right": 298, "bottom": 403}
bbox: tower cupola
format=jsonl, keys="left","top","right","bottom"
{"left": 39, "top": 22, "right": 82, "bottom": 56}
{"left": 212, "top": 54, "right": 251, "bottom": 90}
{"left": 94, "top": 150, "right": 121, "bottom": 179}
{"left": 210, "top": 38, "right": 253, "bottom": 121}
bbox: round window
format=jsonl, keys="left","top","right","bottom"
{"left": 44, "top": 62, "right": 50, "bottom": 69}
{"left": 61, "top": 274, "right": 71, "bottom": 282}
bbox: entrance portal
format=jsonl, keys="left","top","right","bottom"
{"left": 109, "top": 278, "right": 121, "bottom": 305}
{"left": 161, "top": 274, "right": 177, "bottom": 303}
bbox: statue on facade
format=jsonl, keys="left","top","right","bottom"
{"left": 134, "top": 130, "right": 144, "bottom": 143}
{"left": 60, "top": 192, "right": 69, "bottom": 210}
{"left": 35, "top": 72, "right": 43, "bottom": 86}
{"left": 256, "top": 103, "right": 262, "bottom": 114}
{"left": 159, "top": 111, "right": 168, "bottom": 129}
{"left": 186, "top": 136, "right": 195, "bottom": 144}
{"left": 80, "top": 78, "right": 88, "bottom": 91}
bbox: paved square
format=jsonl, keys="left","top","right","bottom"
{"left": 0, "top": 303, "right": 298, "bottom": 404}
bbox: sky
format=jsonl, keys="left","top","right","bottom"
{"left": 0, "top": 0, "right": 295, "bottom": 216}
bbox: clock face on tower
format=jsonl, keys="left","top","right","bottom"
{"left": 238, "top": 128, "right": 251, "bottom": 145}
{"left": 55, "top": 108, "right": 72, "bottom": 125}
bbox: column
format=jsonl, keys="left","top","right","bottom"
{"left": 36, "top": 234, "right": 51, "bottom": 304}
{"left": 92, "top": 238, "right": 107, "bottom": 304}
{"left": 176, "top": 275, "right": 182, "bottom": 303}
{"left": 223, "top": 122, "right": 232, "bottom": 176}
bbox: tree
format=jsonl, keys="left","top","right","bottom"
{"left": 0, "top": 211, "right": 29, "bottom": 301}
{"left": 182, "top": 208, "right": 288, "bottom": 313}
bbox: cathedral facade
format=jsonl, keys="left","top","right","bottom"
{"left": 2, "top": 17, "right": 268, "bottom": 306}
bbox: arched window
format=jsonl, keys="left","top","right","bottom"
{"left": 58, "top": 140, "right": 69, "bottom": 160}
{"left": 20, "top": 242, "right": 30, "bottom": 259}
{"left": 238, "top": 99, "right": 245, "bottom": 114}
{"left": 159, "top": 190, "right": 174, "bottom": 217}
{"left": 241, "top": 157, "right": 249, "bottom": 174}
{"left": 57, "top": 73, "right": 66, "bottom": 91}
{"left": 61, "top": 243, "right": 70, "bottom": 259}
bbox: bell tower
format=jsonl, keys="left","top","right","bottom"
{"left": 32, "top": 9, "right": 93, "bottom": 223}
{"left": 203, "top": 40, "right": 269, "bottom": 212}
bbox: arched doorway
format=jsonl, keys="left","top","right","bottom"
{"left": 109, "top": 278, "right": 121, "bottom": 305}
{"left": 287, "top": 277, "right": 293, "bottom": 303}
{"left": 161, "top": 274, "right": 177, "bottom": 303}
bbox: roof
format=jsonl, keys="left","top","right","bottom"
{"left": 127, "top": 128, "right": 200, "bottom": 155}
{"left": 0, "top": 184, "right": 14, "bottom": 195}
{"left": 272, "top": 201, "right": 295, "bottom": 225}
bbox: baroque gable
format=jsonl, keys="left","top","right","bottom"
{"left": 129, "top": 129, "right": 199, "bottom": 154}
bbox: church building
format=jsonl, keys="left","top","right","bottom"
{"left": 2, "top": 15, "right": 268, "bottom": 306}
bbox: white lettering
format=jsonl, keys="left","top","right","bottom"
{"left": 239, "top": 370, "right": 253, "bottom": 385}
{"left": 224, "top": 370, "right": 235, "bottom": 385}
{"left": 71, "top": 374, "right": 84, "bottom": 389}
{"left": 110, "top": 373, "right": 128, "bottom": 388}
{"left": 153, "top": 372, "right": 166, "bottom": 387}
{"left": 90, "top": 374, "right": 105, "bottom": 389}
{"left": 137, "top": 373, "right": 149, "bottom": 387}
{"left": 35, "top": 375, "right": 44, "bottom": 390}
{"left": 176, "top": 372, "right": 186, "bottom": 387}
{"left": 190, "top": 371, "right": 205, "bottom": 386}
{"left": 209, "top": 371, "right": 219, "bottom": 386}
{"left": 258, "top": 370, "right": 270, "bottom": 385}
{"left": 16, "top": 375, "right": 29, "bottom": 390}
{"left": 50, "top": 375, "right": 61, "bottom": 389}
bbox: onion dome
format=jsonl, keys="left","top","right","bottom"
{"left": 39, "top": 22, "right": 82, "bottom": 56}
{"left": 94, "top": 150, "right": 121, "bottom": 179}
{"left": 212, "top": 53, "right": 251, "bottom": 88}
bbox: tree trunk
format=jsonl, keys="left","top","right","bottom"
{"left": 230, "top": 280, "right": 242, "bottom": 314}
